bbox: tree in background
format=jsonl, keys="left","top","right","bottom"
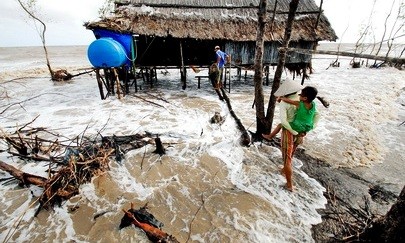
{"left": 373, "top": 0, "right": 397, "bottom": 67}
{"left": 253, "top": 0, "right": 300, "bottom": 136}
{"left": 354, "top": 0, "right": 404, "bottom": 67}
{"left": 383, "top": 1, "right": 404, "bottom": 62}
{"left": 351, "top": 0, "right": 377, "bottom": 67}
{"left": 17, "top": 0, "right": 72, "bottom": 81}
{"left": 252, "top": 0, "right": 268, "bottom": 136}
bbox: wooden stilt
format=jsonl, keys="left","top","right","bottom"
{"left": 113, "top": 68, "right": 122, "bottom": 99}
{"left": 224, "top": 66, "right": 227, "bottom": 88}
{"left": 131, "top": 35, "right": 138, "bottom": 93}
{"left": 301, "top": 64, "right": 307, "bottom": 85}
{"left": 105, "top": 68, "right": 115, "bottom": 95}
{"left": 180, "top": 42, "right": 186, "bottom": 90}
{"left": 124, "top": 67, "right": 129, "bottom": 94}
{"left": 95, "top": 69, "right": 105, "bottom": 100}
{"left": 140, "top": 67, "right": 146, "bottom": 84}
{"left": 133, "top": 67, "right": 138, "bottom": 93}
{"left": 227, "top": 60, "right": 231, "bottom": 93}
{"left": 153, "top": 67, "right": 157, "bottom": 82}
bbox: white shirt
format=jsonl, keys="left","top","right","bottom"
{"left": 279, "top": 93, "right": 299, "bottom": 135}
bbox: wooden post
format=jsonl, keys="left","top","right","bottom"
{"left": 314, "top": 0, "right": 323, "bottom": 31}
{"left": 153, "top": 136, "right": 166, "bottom": 155}
{"left": 197, "top": 77, "right": 201, "bottom": 89}
{"left": 113, "top": 68, "right": 122, "bottom": 99}
{"left": 148, "top": 67, "right": 153, "bottom": 88}
{"left": 103, "top": 68, "right": 112, "bottom": 95}
{"left": 140, "top": 67, "right": 146, "bottom": 83}
{"left": 224, "top": 67, "right": 227, "bottom": 88}
{"left": 155, "top": 67, "right": 158, "bottom": 82}
{"left": 131, "top": 35, "right": 138, "bottom": 93}
{"left": 109, "top": 68, "right": 115, "bottom": 95}
{"left": 95, "top": 69, "right": 105, "bottom": 100}
{"left": 180, "top": 42, "right": 187, "bottom": 90}
{"left": 124, "top": 67, "right": 129, "bottom": 94}
{"left": 228, "top": 59, "right": 231, "bottom": 93}
{"left": 301, "top": 63, "right": 307, "bottom": 85}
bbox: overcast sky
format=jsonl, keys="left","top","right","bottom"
{"left": 0, "top": 0, "right": 403, "bottom": 47}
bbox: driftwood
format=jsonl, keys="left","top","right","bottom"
{"left": 52, "top": 69, "right": 73, "bottom": 81}
{"left": 220, "top": 88, "right": 251, "bottom": 146}
{"left": 208, "top": 63, "right": 225, "bottom": 101}
{"left": 210, "top": 112, "right": 225, "bottom": 125}
{"left": 207, "top": 62, "right": 249, "bottom": 144}
{"left": 0, "top": 160, "right": 47, "bottom": 187}
{"left": 120, "top": 203, "right": 179, "bottom": 243}
{"left": 153, "top": 136, "right": 166, "bottom": 155}
{"left": 0, "top": 125, "right": 160, "bottom": 214}
{"left": 285, "top": 47, "right": 405, "bottom": 66}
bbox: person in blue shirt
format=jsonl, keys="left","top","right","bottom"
{"left": 214, "top": 46, "right": 229, "bottom": 89}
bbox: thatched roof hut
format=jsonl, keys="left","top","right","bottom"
{"left": 85, "top": 0, "right": 337, "bottom": 71}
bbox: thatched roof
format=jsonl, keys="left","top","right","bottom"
{"left": 85, "top": 0, "right": 337, "bottom": 42}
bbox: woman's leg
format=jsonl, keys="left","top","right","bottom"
{"left": 281, "top": 128, "right": 295, "bottom": 191}
{"left": 262, "top": 124, "right": 282, "bottom": 140}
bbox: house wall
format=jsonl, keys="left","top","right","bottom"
{"left": 133, "top": 35, "right": 314, "bottom": 67}
{"left": 225, "top": 41, "right": 314, "bottom": 65}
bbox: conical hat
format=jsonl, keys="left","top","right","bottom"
{"left": 274, "top": 78, "right": 303, "bottom": 96}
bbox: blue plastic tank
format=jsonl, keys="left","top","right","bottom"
{"left": 92, "top": 29, "right": 132, "bottom": 59}
{"left": 87, "top": 38, "right": 127, "bottom": 68}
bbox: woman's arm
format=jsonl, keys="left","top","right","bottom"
{"left": 279, "top": 102, "right": 298, "bottom": 135}
{"left": 313, "top": 109, "right": 320, "bottom": 129}
{"left": 278, "top": 97, "right": 299, "bottom": 106}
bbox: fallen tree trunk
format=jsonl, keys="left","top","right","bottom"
{"left": 286, "top": 47, "right": 405, "bottom": 66}
{"left": 121, "top": 203, "right": 179, "bottom": 243}
{"left": 292, "top": 147, "right": 402, "bottom": 242}
{"left": 0, "top": 160, "right": 47, "bottom": 187}
{"left": 153, "top": 136, "right": 166, "bottom": 155}
{"left": 220, "top": 88, "right": 251, "bottom": 146}
{"left": 360, "top": 186, "right": 405, "bottom": 242}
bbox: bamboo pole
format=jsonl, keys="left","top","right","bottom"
{"left": 179, "top": 41, "right": 186, "bottom": 90}
{"left": 286, "top": 48, "right": 405, "bottom": 65}
{"left": 113, "top": 68, "right": 122, "bottom": 99}
{"left": 131, "top": 35, "right": 138, "bottom": 93}
{"left": 95, "top": 69, "right": 105, "bottom": 100}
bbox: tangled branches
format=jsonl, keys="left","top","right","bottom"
{"left": 0, "top": 123, "right": 155, "bottom": 215}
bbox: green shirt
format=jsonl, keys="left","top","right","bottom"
{"left": 290, "top": 101, "right": 316, "bottom": 133}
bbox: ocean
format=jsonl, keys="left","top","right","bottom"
{"left": 0, "top": 43, "right": 404, "bottom": 242}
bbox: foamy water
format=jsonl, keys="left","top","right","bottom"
{"left": 0, "top": 44, "right": 404, "bottom": 242}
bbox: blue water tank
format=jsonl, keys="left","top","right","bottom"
{"left": 87, "top": 38, "right": 127, "bottom": 68}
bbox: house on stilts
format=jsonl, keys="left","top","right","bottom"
{"left": 84, "top": 0, "right": 337, "bottom": 98}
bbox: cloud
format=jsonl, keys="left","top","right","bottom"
{"left": 0, "top": 0, "right": 104, "bottom": 47}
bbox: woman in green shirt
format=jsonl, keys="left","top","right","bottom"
{"left": 262, "top": 86, "right": 329, "bottom": 191}
{"left": 263, "top": 86, "right": 329, "bottom": 140}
